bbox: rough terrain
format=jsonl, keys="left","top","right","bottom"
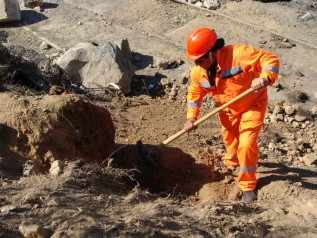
{"left": 0, "top": 0, "right": 317, "bottom": 237}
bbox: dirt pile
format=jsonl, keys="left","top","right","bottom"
{"left": 0, "top": 93, "right": 115, "bottom": 171}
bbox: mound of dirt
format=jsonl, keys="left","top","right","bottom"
{"left": 0, "top": 93, "right": 115, "bottom": 170}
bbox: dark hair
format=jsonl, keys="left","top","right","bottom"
{"left": 200, "top": 50, "right": 212, "bottom": 59}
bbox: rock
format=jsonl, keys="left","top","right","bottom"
{"left": 269, "top": 142, "right": 278, "bottom": 151}
{"left": 284, "top": 105, "right": 295, "bottom": 115}
{"left": 160, "top": 78, "right": 170, "bottom": 87}
{"left": 273, "top": 105, "right": 284, "bottom": 115}
{"left": 155, "top": 58, "right": 169, "bottom": 70}
{"left": 276, "top": 113, "right": 284, "bottom": 121}
{"left": 294, "top": 71, "right": 304, "bottom": 77}
{"left": 0, "top": 204, "right": 17, "bottom": 213}
{"left": 56, "top": 42, "right": 99, "bottom": 82}
{"left": 39, "top": 41, "right": 51, "bottom": 50}
{"left": 295, "top": 115, "right": 306, "bottom": 122}
{"left": 204, "top": 0, "right": 221, "bottom": 10}
{"left": 24, "top": 0, "right": 43, "bottom": 8}
{"left": 49, "top": 160, "right": 64, "bottom": 176}
{"left": 83, "top": 42, "right": 136, "bottom": 95}
{"left": 180, "top": 75, "right": 188, "bottom": 84}
{"left": 292, "top": 121, "right": 300, "bottom": 128}
{"left": 0, "top": 0, "right": 21, "bottom": 22}
{"left": 19, "top": 221, "right": 49, "bottom": 238}
{"left": 23, "top": 160, "right": 41, "bottom": 176}
{"left": 312, "top": 106, "right": 317, "bottom": 114}
{"left": 302, "top": 154, "right": 317, "bottom": 166}
{"left": 120, "top": 38, "right": 133, "bottom": 63}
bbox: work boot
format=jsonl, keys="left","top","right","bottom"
{"left": 214, "top": 161, "right": 226, "bottom": 168}
{"left": 242, "top": 191, "right": 257, "bottom": 203}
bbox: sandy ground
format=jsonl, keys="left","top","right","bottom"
{"left": 0, "top": 0, "right": 317, "bottom": 237}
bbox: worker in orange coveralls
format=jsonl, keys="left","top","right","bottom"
{"left": 183, "top": 27, "right": 280, "bottom": 202}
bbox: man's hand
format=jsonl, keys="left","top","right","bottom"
{"left": 184, "top": 118, "right": 197, "bottom": 131}
{"left": 251, "top": 77, "right": 269, "bottom": 91}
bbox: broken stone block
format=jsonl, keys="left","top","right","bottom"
{"left": 0, "top": 0, "right": 21, "bottom": 22}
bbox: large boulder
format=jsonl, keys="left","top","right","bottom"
{"left": 82, "top": 42, "right": 136, "bottom": 95}
{"left": 0, "top": 0, "right": 21, "bottom": 22}
{"left": 56, "top": 42, "right": 99, "bottom": 82}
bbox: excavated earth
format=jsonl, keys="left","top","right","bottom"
{"left": 0, "top": 0, "right": 317, "bottom": 237}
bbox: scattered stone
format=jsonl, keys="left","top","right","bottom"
{"left": 49, "top": 160, "right": 64, "bottom": 176}
{"left": 23, "top": 160, "right": 41, "bottom": 176}
{"left": 295, "top": 115, "right": 306, "bottom": 122}
{"left": 284, "top": 105, "right": 295, "bottom": 115}
{"left": 39, "top": 41, "right": 51, "bottom": 50}
{"left": 204, "top": 0, "right": 220, "bottom": 10}
{"left": 273, "top": 105, "right": 284, "bottom": 114}
{"left": 259, "top": 40, "right": 267, "bottom": 44}
{"left": 19, "top": 221, "right": 49, "bottom": 238}
{"left": 0, "top": 204, "right": 17, "bottom": 213}
{"left": 268, "top": 142, "right": 278, "bottom": 151}
{"left": 294, "top": 71, "right": 304, "bottom": 77}
{"left": 292, "top": 121, "right": 300, "bottom": 128}
{"left": 155, "top": 58, "right": 169, "bottom": 70}
{"left": 160, "top": 78, "right": 170, "bottom": 87}
{"left": 302, "top": 154, "right": 317, "bottom": 166}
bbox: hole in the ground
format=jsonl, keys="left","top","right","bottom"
{"left": 112, "top": 144, "right": 240, "bottom": 204}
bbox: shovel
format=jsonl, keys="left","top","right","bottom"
{"left": 137, "top": 88, "right": 255, "bottom": 166}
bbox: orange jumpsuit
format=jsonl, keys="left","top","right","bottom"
{"left": 186, "top": 45, "right": 279, "bottom": 191}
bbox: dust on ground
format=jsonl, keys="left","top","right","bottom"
{"left": 1, "top": 0, "right": 317, "bottom": 237}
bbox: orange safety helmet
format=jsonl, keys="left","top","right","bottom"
{"left": 186, "top": 28, "right": 218, "bottom": 60}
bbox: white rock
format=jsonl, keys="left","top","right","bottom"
{"left": 49, "top": 160, "right": 64, "bottom": 176}
{"left": 268, "top": 142, "right": 278, "bottom": 151}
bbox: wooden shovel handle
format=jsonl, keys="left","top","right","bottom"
{"left": 162, "top": 88, "right": 255, "bottom": 145}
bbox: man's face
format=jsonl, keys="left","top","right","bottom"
{"left": 194, "top": 51, "right": 216, "bottom": 69}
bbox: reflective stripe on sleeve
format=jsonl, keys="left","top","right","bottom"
{"left": 199, "top": 81, "right": 211, "bottom": 89}
{"left": 187, "top": 101, "right": 201, "bottom": 108}
{"left": 239, "top": 165, "right": 257, "bottom": 173}
{"left": 262, "top": 66, "right": 279, "bottom": 74}
{"left": 221, "top": 66, "right": 243, "bottom": 79}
